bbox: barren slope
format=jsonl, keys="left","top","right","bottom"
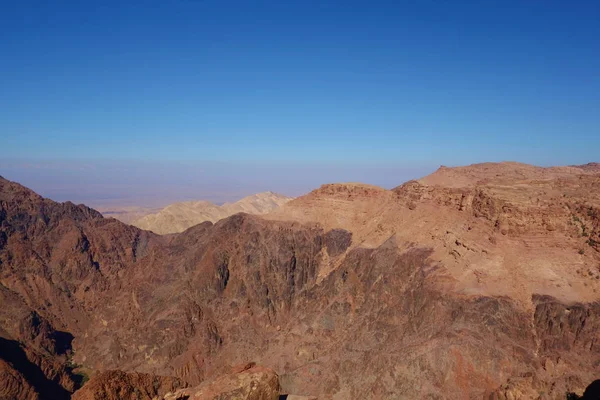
{"left": 266, "top": 162, "right": 600, "bottom": 306}
{"left": 1, "top": 163, "right": 600, "bottom": 399}
{"left": 132, "top": 192, "right": 293, "bottom": 234}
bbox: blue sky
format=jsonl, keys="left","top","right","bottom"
{"left": 1, "top": 1, "right": 599, "bottom": 205}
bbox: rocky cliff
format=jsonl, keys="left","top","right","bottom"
{"left": 0, "top": 162, "right": 599, "bottom": 399}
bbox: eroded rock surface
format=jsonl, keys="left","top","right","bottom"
{"left": 0, "top": 162, "right": 599, "bottom": 399}
{"left": 71, "top": 370, "right": 185, "bottom": 400}
{"left": 162, "top": 364, "right": 279, "bottom": 400}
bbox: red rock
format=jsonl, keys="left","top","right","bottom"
{"left": 162, "top": 365, "right": 279, "bottom": 400}
{"left": 0, "top": 163, "right": 599, "bottom": 399}
{"left": 71, "top": 370, "right": 186, "bottom": 400}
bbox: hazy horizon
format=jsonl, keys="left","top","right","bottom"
{"left": 0, "top": 157, "right": 440, "bottom": 207}
{"left": 3, "top": 158, "right": 599, "bottom": 209}
{"left": 2, "top": 1, "right": 599, "bottom": 208}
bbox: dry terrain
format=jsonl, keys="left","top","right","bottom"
{"left": 96, "top": 206, "right": 162, "bottom": 224}
{"left": 1, "top": 162, "right": 599, "bottom": 399}
{"left": 131, "top": 192, "right": 293, "bottom": 234}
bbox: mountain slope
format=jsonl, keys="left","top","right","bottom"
{"left": 266, "top": 162, "right": 600, "bottom": 305}
{"left": 1, "top": 163, "right": 599, "bottom": 399}
{"left": 131, "top": 192, "right": 293, "bottom": 234}
{"left": 0, "top": 175, "right": 162, "bottom": 399}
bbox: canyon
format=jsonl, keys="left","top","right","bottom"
{"left": 0, "top": 162, "right": 599, "bottom": 399}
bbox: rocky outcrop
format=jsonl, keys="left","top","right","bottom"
{"left": 162, "top": 364, "right": 279, "bottom": 400}
{"left": 1, "top": 163, "right": 600, "bottom": 399}
{"left": 0, "top": 337, "right": 75, "bottom": 400}
{"left": 489, "top": 376, "right": 541, "bottom": 400}
{"left": 0, "top": 357, "right": 39, "bottom": 400}
{"left": 72, "top": 370, "right": 186, "bottom": 400}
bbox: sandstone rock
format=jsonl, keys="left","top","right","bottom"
{"left": 1, "top": 163, "right": 600, "bottom": 399}
{"left": 162, "top": 365, "right": 279, "bottom": 400}
{"left": 72, "top": 370, "right": 186, "bottom": 400}
{"left": 489, "top": 376, "right": 540, "bottom": 400}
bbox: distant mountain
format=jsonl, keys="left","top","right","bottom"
{"left": 131, "top": 192, "right": 293, "bottom": 234}
{"left": 97, "top": 205, "right": 161, "bottom": 224}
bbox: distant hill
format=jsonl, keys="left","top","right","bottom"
{"left": 96, "top": 205, "right": 161, "bottom": 224}
{"left": 131, "top": 191, "right": 293, "bottom": 234}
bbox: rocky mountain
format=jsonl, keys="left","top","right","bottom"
{"left": 0, "top": 162, "right": 599, "bottom": 399}
{"left": 130, "top": 192, "right": 293, "bottom": 234}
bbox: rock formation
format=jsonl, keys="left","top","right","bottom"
{"left": 71, "top": 370, "right": 186, "bottom": 400}
{"left": 0, "top": 162, "right": 599, "bottom": 399}
{"left": 161, "top": 363, "right": 279, "bottom": 400}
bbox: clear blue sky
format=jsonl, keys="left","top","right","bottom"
{"left": 1, "top": 0, "right": 599, "bottom": 205}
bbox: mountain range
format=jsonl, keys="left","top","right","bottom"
{"left": 0, "top": 162, "right": 599, "bottom": 399}
{"left": 128, "top": 192, "right": 293, "bottom": 234}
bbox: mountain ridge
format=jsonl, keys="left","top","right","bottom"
{"left": 1, "top": 161, "right": 599, "bottom": 399}
{"left": 130, "top": 191, "right": 293, "bottom": 234}
{"left": 265, "top": 161, "right": 600, "bottom": 305}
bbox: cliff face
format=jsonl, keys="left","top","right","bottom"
{"left": 0, "top": 176, "right": 161, "bottom": 400}
{"left": 1, "top": 162, "right": 600, "bottom": 399}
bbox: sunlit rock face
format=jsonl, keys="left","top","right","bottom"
{"left": 1, "top": 162, "right": 600, "bottom": 399}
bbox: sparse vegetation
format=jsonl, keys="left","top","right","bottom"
{"left": 73, "top": 370, "right": 90, "bottom": 387}
{"left": 66, "top": 354, "right": 90, "bottom": 388}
